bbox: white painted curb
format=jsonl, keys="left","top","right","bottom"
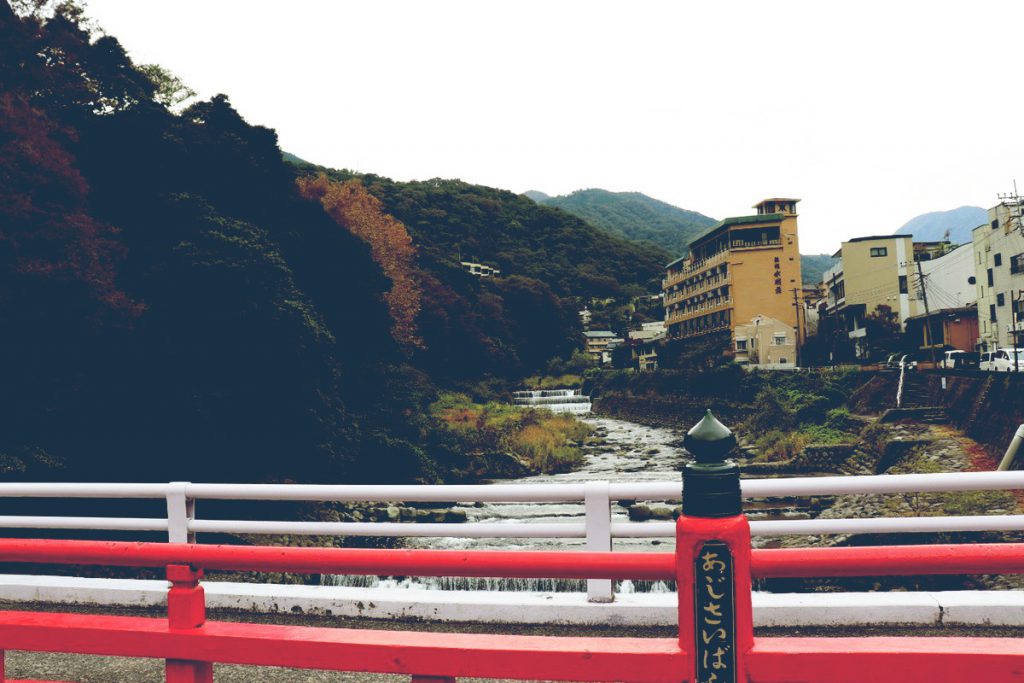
{"left": 0, "top": 575, "right": 1019, "bottom": 627}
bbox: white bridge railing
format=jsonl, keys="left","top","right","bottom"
{"left": 1, "top": 472, "right": 1024, "bottom": 601}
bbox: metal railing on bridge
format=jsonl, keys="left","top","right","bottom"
{"left": 1, "top": 411, "right": 1024, "bottom": 681}
{"left": 1, "top": 469, "right": 1024, "bottom": 602}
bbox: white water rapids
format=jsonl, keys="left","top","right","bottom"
{"left": 324, "top": 416, "right": 685, "bottom": 592}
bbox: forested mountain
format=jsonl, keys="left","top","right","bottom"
{"left": 894, "top": 206, "right": 986, "bottom": 244}
{"left": 522, "top": 190, "right": 551, "bottom": 202}
{"left": 1, "top": 0, "right": 677, "bottom": 486}
{"left": 530, "top": 188, "right": 842, "bottom": 286}
{"left": 529, "top": 188, "right": 717, "bottom": 257}
{"left": 355, "top": 177, "right": 667, "bottom": 298}
{"left": 278, "top": 165, "right": 670, "bottom": 381}
{"left": 800, "top": 254, "right": 838, "bottom": 286}
{"left": 1, "top": 2, "right": 605, "bottom": 485}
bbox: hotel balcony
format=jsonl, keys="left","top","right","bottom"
{"left": 669, "top": 237, "right": 782, "bottom": 281}
{"left": 665, "top": 266, "right": 731, "bottom": 298}
{"left": 666, "top": 297, "right": 733, "bottom": 325}
{"left": 673, "top": 318, "right": 732, "bottom": 339}
{"left": 680, "top": 271, "right": 730, "bottom": 296}
{"left": 665, "top": 250, "right": 730, "bottom": 288}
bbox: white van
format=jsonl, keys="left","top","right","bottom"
{"left": 941, "top": 350, "right": 963, "bottom": 369}
{"left": 979, "top": 351, "right": 996, "bottom": 371}
{"left": 991, "top": 348, "right": 1024, "bottom": 372}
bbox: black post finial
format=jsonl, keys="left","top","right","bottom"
{"left": 682, "top": 409, "right": 742, "bottom": 518}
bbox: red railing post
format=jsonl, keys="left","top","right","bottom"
{"left": 677, "top": 410, "right": 754, "bottom": 683}
{"left": 166, "top": 563, "right": 212, "bottom": 683}
{"left": 677, "top": 514, "right": 754, "bottom": 683}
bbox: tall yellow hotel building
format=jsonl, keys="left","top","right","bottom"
{"left": 663, "top": 199, "right": 803, "bottom": 345}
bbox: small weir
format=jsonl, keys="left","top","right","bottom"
{"left": 511, "top": 388, "right": 592, "bottom": 414}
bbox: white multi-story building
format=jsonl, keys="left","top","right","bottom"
{"left": 973, "top": 200, "right": 1024, "bottom": 351}
{"left": 919, "top": 243, "right": 976, "bottom": 309}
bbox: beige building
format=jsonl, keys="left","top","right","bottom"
{"left": 823, "top": 235, "right": 921, "bottom": 357}
{"left": 973, "top": 199, "right": 1024, "bottom": 351}
{"left": 663, "top": 198, "right": 803, "bottom": 344}
{"left": 733, "top": 315, "right": 798, "bottom": 368}
{"left": 801, "top": 284, "right": 827, "bottom": 338}
{"left": 628, "top": 322, "right": 666, "bottom": 371}
{"left": 583, "top": 330, "right": 623, "bottom": 363}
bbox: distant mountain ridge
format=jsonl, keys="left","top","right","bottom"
{"left": 800, "top": 254, "right": 838, "bottom": 287}
{"left": 530, "top": 188, "right": 835, "bottom": 285}
{"left": 526, "top": 188, "right": 717, "bottom": 257}
{"left": 522, "top": 190, "right": 551, "bottom": 203}
{"left": 894, "top": 206, "right": 986, "bottom": 244}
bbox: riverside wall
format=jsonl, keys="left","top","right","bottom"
{"left": 852, "top": 371, "right": 1024, "bottom": 463}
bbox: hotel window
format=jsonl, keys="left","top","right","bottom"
{"left": 735, "top": 339, "right": 747, "bottom": 351}
{"left": 870, "top": 247, "right": 888, "bottom": 257}
{"left": 898, "top": 275, "right": 908, "bottom": 294}
{"left": 993, "top": 219, "right": 1000, "bottom": 230}
{"left": 988, "top": 269, "right": 994, "bottom": 287}
{"left": 772, "top": 333, "right": 787, "bottom": 346}
{"left": 998, "top": 293, "right": 1006, "bottom": 307}
{"left": 991, "top": 304, "right": 997, "bottom": 322}
{"left": 1012, "top": 254, "right": 1024, "bottom": 274}
{"left": 995, "top": 253, "right": 1003, "bottom": 267}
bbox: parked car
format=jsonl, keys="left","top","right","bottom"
{"left": 990, "top": 348, "right": 1024, "bottom": 372}
{"left": 979, "top": 351, "right": 995, "bottom": 371}
{"left": 954, "top": 351, "right": 979, "bottom": 369}
{"left": 941, "top": 350, "right": 979, "bottom": 369}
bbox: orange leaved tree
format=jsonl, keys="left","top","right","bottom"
{"left": 297, "top": 174, "right": 423, "bottom": 349}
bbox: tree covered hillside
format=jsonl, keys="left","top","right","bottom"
{"left": 2, "top": 0, "right": 668, "bottom": 487}
{"left": 800, "top": 254, "right": 838, "bottom": 286}
{"left": 0, "top": 2, "right": 597, "bottom": 485}
{"left": 530, "top": 188, "right": 717, "bottom": 257}
{"left": 291, "top": 171, "right": 669, "bottom": 299}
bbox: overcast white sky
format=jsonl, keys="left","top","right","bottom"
{"left": 86, "top": 0, "right": 1023, "bottom": 255}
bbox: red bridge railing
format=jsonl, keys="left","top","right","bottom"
{"left": 1, "top": 412, "right": 1022, "bottom": 682}
{"left": 0, "top": 528, "right": 1022, "bottom": 682}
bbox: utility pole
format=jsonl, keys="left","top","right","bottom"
{"left": 997, "top": 180, "right": 1023, "bottom": 237}
{"left": 829, "top": 272, "right": 839, "bottom": 367}
{"left": 915, "top": 260, "right": 937, "bottom": 368}
{"left": 791, "top": 287, "right": 803, "bottom": 368}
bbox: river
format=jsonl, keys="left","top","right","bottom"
{"left": 417, "top": 416, "right": 684, "bottom": 553}
{"left": 329, "top": 416, "right": 687, "bottom": 592}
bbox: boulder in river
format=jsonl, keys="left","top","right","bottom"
{"left": 628, "top": 504, "right": 652, "bottom": 521}
{"left": 649, "top": 506, "right": 676, "bottom": 521}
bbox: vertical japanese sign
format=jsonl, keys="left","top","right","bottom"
{"left": 694, "top": 540, "right": 735, "bottom": 683}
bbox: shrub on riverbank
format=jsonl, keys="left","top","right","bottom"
{"left": 741, "top": 379, "right": 864, "bottom": 461}
{"left": 523, "top": 374, "right": 584, "bottom": 390}
{"left": 429, "top": 393, "right": 591, "bottom": 474}
{"left": 588, "top": 366, "right": 868, "bottom": 429}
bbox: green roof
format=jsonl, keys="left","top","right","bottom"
{"left": 665, "top": 212, "right": 787, "bottom": 269}
{"left": 689, "top": 213, "right": 785, "bottom": 247}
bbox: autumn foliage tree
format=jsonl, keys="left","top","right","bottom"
{"left": 298, "top": 174, "right": 424, "bottom": 349}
